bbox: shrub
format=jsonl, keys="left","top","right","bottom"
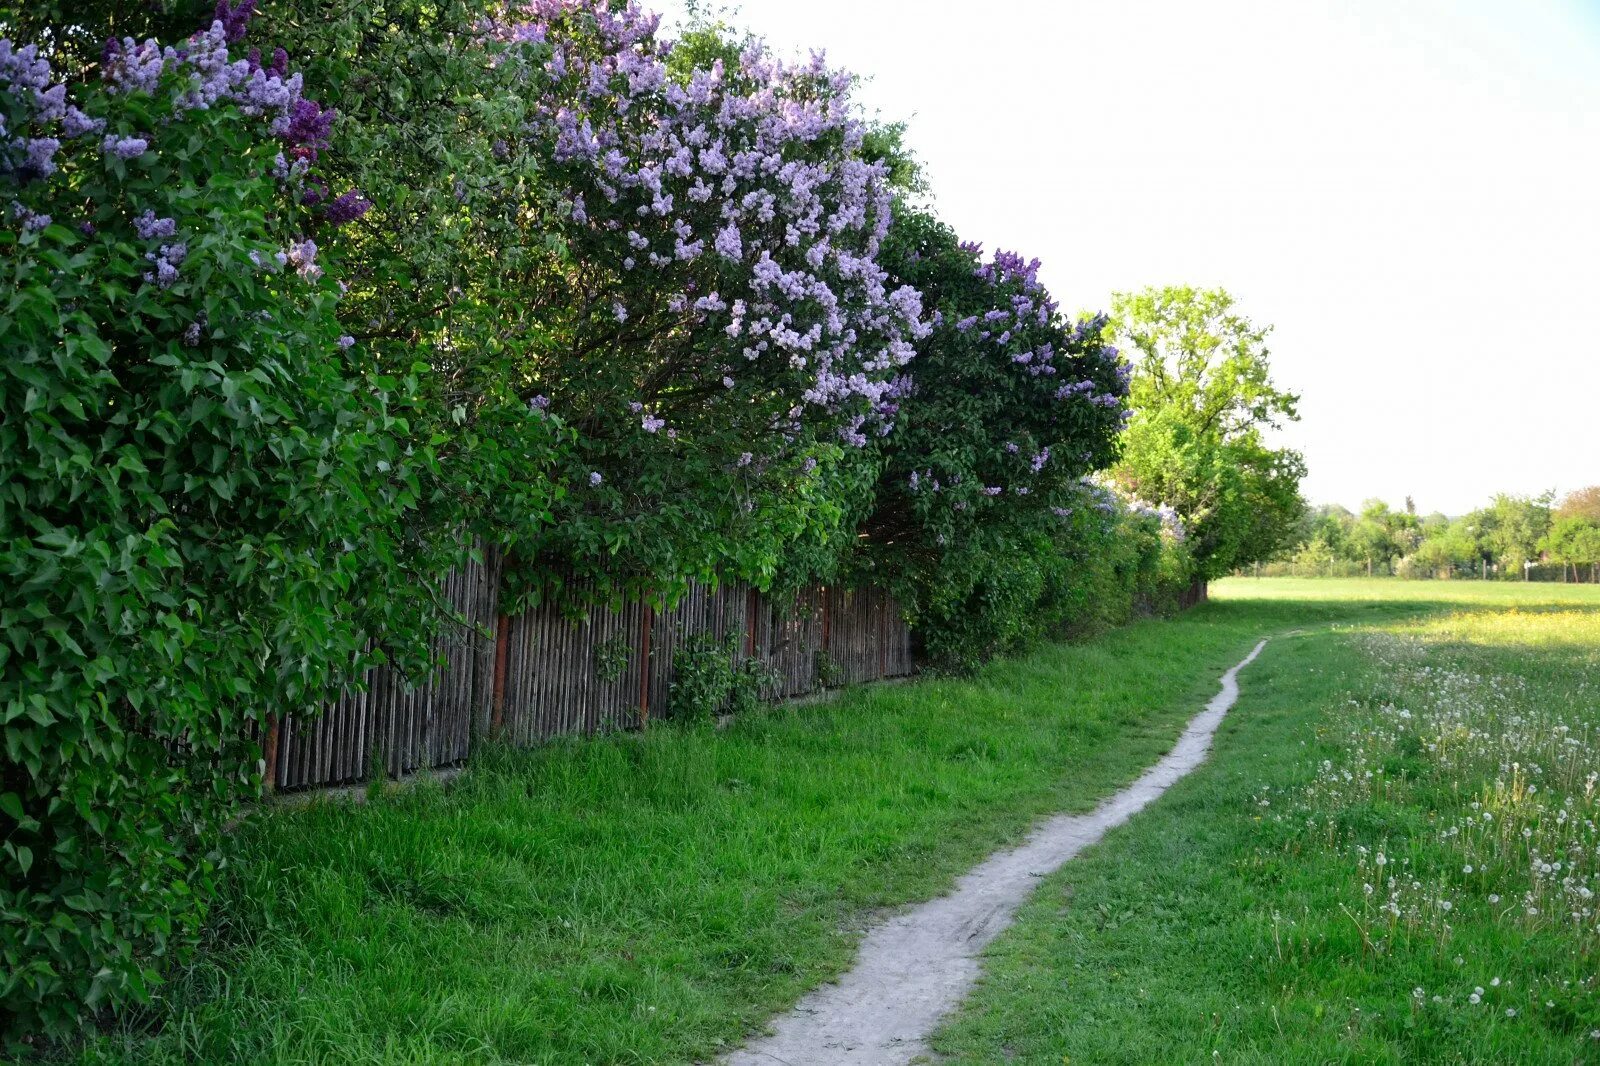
{"left": 857, "top": 208, "right": 1132, "bottom": 668}
{"left": 0, "top": 17, "right": 433, "bottom": 1041}
{"left": 667, "top": 631, "right": 777, "bottom": 722}
{"left": 487, "top": 3, "right": 927, "bottom": 600}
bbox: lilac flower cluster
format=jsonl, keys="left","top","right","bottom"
{"left": 102, "top": 133, "right": 149, "bottom": 160}
{"left": 134, "top": 210, "right": 177, "bottom": 239}
{"left": 897, "top": 239, "right": 1129, "bottom": 513}
{"left": 144, "top": 241, "right": 188, "bottom": 288}
{"left": 949, "top": 249, "right": 1127, "bottom": 424}
{"left": 97, "top": 12, "right": 369, "bottom": 225}
{"left": 9, "top": 199, "right": 49, "bottom": 232}
{"left": 507, "top": 0, "right": 929, "bottom": 442}
{"left": 279, "top": 237, "right": 320, "bottom": 280}
{"left": 1, "top": 40, "right": 102, "bottom": 185}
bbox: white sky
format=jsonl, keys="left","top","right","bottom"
{"left": 662, "top": 0, "right": 1600, "bottom": 516}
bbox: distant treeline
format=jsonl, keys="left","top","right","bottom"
{"left": 1264, "top": 488, "right": 1600, "bottom": 579}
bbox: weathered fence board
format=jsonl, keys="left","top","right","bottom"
{"left": 268, "top": 562, "right": 916, "bottom": 791}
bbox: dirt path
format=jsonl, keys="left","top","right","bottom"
{"left": 722, "top": 639, "right": 1270, "bottom": 1066}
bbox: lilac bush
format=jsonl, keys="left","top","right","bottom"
{"left": 1, "top": 9, "right": 438, "bottom": 1040}
{"left": 488, "top": 1, "right": 928, "bottom": 596}
{"left": 853, "top": 207, "right": 1146, "bottom": 668}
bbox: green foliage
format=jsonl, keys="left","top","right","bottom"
{"left": 9, "top": 0, "right": 574, "bottom": 559}
{"left": 1542, "top": 514, "right": 1600, "bottom": 568}
{"left": 913, "top": 506, "right": 1187, "bottom": 674}
{"left": 64, "top": 589, "right": 1312, "bottom": 1064}
{"left": 1112, "top": 286, "right": 1306, "bottom": 579}
{"left": 0, "top": 48, "right": 434, "bottom": 1041}
{"left": 1475, "top": 492, "right": 1554, "bottom": 573}
{"left": 856, "top": 207, "right": 1143, "bottom": 668}
{"left": 592, "top": 634, "right": 632, "bottom": 684}
{"left": 1407, "top": 516, "right": 1481, "bottom": 576}
{"left": 1280, "top": 491, "right": 1586, "bottom": 581}
{"left": 666, "top": 632, "right": 777, "bottom": 722}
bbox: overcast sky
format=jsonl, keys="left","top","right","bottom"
{"left": 661, "top": 0, "right": 1599, "bottom": 516}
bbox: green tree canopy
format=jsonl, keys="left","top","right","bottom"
{"left": 1111, "top": 286, "right": 1305, "bottom": 579}
{"left": 1542, "top": 515, "right": 1600, "bottom": 569}
{"left": 1472, "top": 493, "right": 1554, "bottom": 573}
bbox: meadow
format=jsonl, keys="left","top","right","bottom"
{"left": 55, "top": 578, "right": 1600, "bottom": 1064}
{"left": 934, "top": 577, "right": 1600, "bottom": 1063}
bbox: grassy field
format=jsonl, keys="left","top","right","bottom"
{"left": 933, "top": 577, "right": 1600, "bottom": 1063}
{"left": 56, "top": 578, "right": 1600, "bottom": 1063}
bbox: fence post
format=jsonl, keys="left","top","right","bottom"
{"left": 878, "top": 590, "right": 888, "bottom": 679}
{"left": 821, "top": 585, "right": 831, "bottom": 653}
{"left": 261, "top": 714, "right": 280, "bottom": 793}
{"left": 745, "top": 586, "right": 758, "bottom": 658}
{"left": 491, "top": 613, "right": 509, "bottom": 735}
{"left": 638, "top": 599, "right": 653, "bottom": 725}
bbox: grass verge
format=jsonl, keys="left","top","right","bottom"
{"left": 59, "top": 578, "right": 1599, "bottom": 1063}
{"left": 931, "top": 579, "right": 1600, "bottom": 1064}
{"left": 64, "top": 598, "right": 1303, "bottom": 1064}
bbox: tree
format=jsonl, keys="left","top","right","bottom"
{"left": 1474, "top": 493, "right": 1554, "bottom": 576}
{"left": 1556, "top": 486, "right": 1600, "bottom": 524}
{"left": 1411, "top": 517, "right": 1480, "bottom": 577}
{"left": 1111, "top": 286, "right": 1305, "bottom": 580}
{"left": 1542, "top": 515, "right": 1600, "bottom": 581}
{"left": 1349, "top": 500, "right": 1397, "bottom": 575}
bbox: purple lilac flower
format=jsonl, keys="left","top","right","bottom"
{"left": 322, "top": 190, "right": 371, "bottom": 224}
{"left": 278, "top": 99, "right": 335, "bottom": 157}
{"left": 214, "top": 0, "right": 259, "bottom": 43}
{"left": 336, "top": 335, "right": 355, "bottom": 349}
{"left": 589, "top": 471, "right": 603, "bottom": 486}
{"left": 283, "top": 237, "right": 320, "bottom": 280}
{"left": 102, "top": 37, "right": 167, "bottom": 95}
{"left": 512, "top": 2, "right": 929, "bottom": 444}
{"left": 22, "top": 136, "right": 60, "bottom": 176}
{"left": 9, "top": 200, "right": 50, "bottom": 232}
{"left": 134, "top": 210, "right": 176, "bottom": 239}
{"left": 736, "top": 452, "right": 752, "bottom": 467}
{"left": 59, "top": 106, "right": 103, "bottom": 139}
{"left": 102, "top": 133, "right": 149, "bottom": 160}
{"left": 529, "top": 394, "right": 550, "bottom": 411}
{"left": 143, "top": 241, "right": 187, "bottom": 288}
{"left": 641, "top": 413, "right": 664, "bottom": 433}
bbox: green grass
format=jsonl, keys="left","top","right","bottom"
{"left": 56, "top": 578, "right": 1600, "bottom": 1064}
{"left": 932, "top": 578, "right": 1600, "bottom": 1064}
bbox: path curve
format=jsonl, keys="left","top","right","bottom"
{"left": 723, "top": 639, "right": 1270, "bottom": 1066}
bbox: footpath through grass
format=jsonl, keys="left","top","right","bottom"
{"left": 933, "top": 577, "right": 1600, "bottom": 1064}
{"left": 66, "top": 594, "right": 1339, "bottom": 1065}
{"left": 62, "top": 578, "right": 1597, "bottom": 1063}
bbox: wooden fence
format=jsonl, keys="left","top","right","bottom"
{"left": 265, "top": 565, "right": 913, "bottom": 791}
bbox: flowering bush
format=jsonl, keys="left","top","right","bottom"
{"left": 0, "top": 14, "right": 436, "bottom": 1040}
{"left": 852, "top": 208, "right": 1142, "bottom": 667}
{"left": 485, "top": 3, "right": 927, "bottom": 598}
